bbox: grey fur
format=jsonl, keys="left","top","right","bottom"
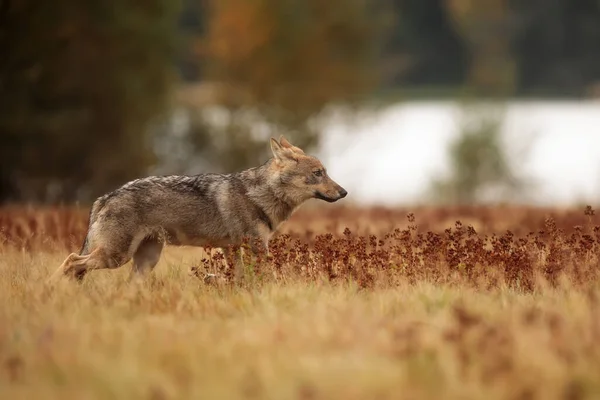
{"left": 50, "top": 136, "right": 347, "bottom": 283}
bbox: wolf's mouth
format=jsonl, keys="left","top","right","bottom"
{"left": 314, "top": 191, "right": 339, "bottom": 203}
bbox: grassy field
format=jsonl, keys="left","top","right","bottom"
{"left": 2, "top": 205, "right": 600, "bottom": 399}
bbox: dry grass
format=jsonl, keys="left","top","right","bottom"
{"left": 2, "top": 205, "right": 600, "bottom": 399}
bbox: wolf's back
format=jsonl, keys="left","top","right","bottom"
{"left": 78, "top": 175, "right": 231, "bottom": 253}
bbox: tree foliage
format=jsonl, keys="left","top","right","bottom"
{"left": 445, "top": 0, "right": 516, "bottom": 95}
{"left": 429, "top": 103, "right": 530, "bottom": 204}
{"left": 172, "top": 0, "right": 387, "bottom": 173}
{"left": 382, "top": 0, "right": 600, "bottom": 96}
{"left": 2, "top": 0, "right": 599, "bottom": 202}
{"left": 0, "top": 0, "right": 180, "bottom": 202}
{"left": 510, "top": 0, "right": 600, "bottom": 96}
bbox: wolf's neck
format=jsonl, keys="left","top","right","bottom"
{"left": 237, "top": 160, "right": 299, "bottom": 228}
{"left": 258, "top": 187, "right": 297, "bottom": 229}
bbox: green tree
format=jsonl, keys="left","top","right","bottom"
{"left": 0, "top": 0, "right": 180, "bottom": 202}
{"left": 511, "top": 0, "right": 600, "bottom": 96}
{"left": 381, "top": 0, "right": 468, "bottom": 89}
{"left": 429, "top": 103, "right": 531, "bottom": 204}
{"left": 445, "top": 0, "right": 516, "bottom": 96}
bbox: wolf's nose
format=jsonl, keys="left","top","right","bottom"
{"left": 339, "top": 188, "right": 348, "bottom": 198}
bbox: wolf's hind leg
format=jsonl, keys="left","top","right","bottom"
{"left": 129, "top": 237, "right": 164, "bottom": 281}
{"left": 49, "top": 253, "right": 85, "bottom": 283}
{"left": 219, "top": 238, "right": 269, "bottom": 285}
{"left": 49, "top": 247, "right": 131, "bottom": 283}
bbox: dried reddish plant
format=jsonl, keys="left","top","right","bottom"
{"left": 2, "top": 205, "right": 600, "bottom": 291}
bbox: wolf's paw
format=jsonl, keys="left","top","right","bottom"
{"left": 188, "top": 267, "right": 222, "bottom": 284}
{"left": 188, "top": 266, "right": 202, "bottom": 278}
{"left": 203, "top": 272, "right": 224, "bottom": 287}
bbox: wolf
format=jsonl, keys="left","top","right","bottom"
{"left": 49, "top": 136, "right": 347, "bottom": 283}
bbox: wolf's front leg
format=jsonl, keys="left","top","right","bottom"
{"left": 227, "top": 238, "right": 269, "bottom": 285}
{"left": 222, "top": 246, "right": 245, "bottom": 284}
{"left": 251, "top": 239, "right": 280, "bottom": 281}
{"left": 245, "top": 236, "right": 272, "bottom": 281}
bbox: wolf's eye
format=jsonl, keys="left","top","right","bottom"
{"left": 313, "top": 170, "right": 323, "bottom": 177}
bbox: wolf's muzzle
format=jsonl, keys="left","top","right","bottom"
{"left": 315, "top": 188, "right": 348, "bottom": 203}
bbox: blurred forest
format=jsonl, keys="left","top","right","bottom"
{"left": 1, "top": 0, "right": 599, "bottom": 203}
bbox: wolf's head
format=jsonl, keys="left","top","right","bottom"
{"left": 268, "top": 136, "right": 348, "bottom": 204}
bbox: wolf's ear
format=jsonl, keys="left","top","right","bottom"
{"left": 270, "top": 137, "right": 286, "bottom": 161}
{"left": 279, "top": 135, "right": 293, "bottom": 148}
{"left": 279, "top": 135, "right": 305, "bottom": 154}
{"left": 271, "top": 137, "right": 297, "bottom": 163}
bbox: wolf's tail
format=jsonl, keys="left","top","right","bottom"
{"left": 78, "top": 194, "right": 109, "bottom": 255}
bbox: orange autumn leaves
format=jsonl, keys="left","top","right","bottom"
{"left": 198, "top": 0, "right": 378, "bottom": 111}
{"left": 205, "top": 0, "right": 273, "bottom": 65}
